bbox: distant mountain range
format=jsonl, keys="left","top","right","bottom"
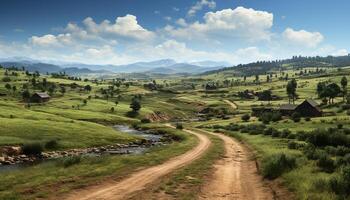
{"left": 0, "top": 58, "right": 230, "bottom": 76}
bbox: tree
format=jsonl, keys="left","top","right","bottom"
{"left": 60, "top": 86, "right": 66, "bottom": 96}
{"left": 130, "top": 98, "right": 141, "bottom": 113}
{"left": 266, "top": 75, "right": 270, "bottom": 83}
{"left": 286, "top": 79, "right": 297, "bottom": 104}
{"left": 22, "top": 90, "right": 30, "bottom": 102}
{"left": 42, "top": 78, "right": 47, "bottom": 88}
{"left": 317, "top": 82, "right": 326, "bottom": 98}
{"left": 324, "top": 83, "right": 341, "bottom": 104}
{"left": 259, "top": 90, "right": 272, "bottom": 104}
{"left": 84, "top": 85, "right": 92, "bottom": 92}
{"left": 5, "top": 83, "right": 11, "bottom": 91}
{"left": 12, "top": 85, "right": 17, "bottom": 94}
{"left": 341, "top": 76, "right": 348, "bottom": 101}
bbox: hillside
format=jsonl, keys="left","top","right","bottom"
{"left": 202, "top": 54, "right": 350, "bottom": 76}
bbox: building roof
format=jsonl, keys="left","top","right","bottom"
{"left": 33, "top": 92, "right": 50, "bottom": 98}
{"left": 301, "top": 99, "right": 322, "bottom": 112}
{"left": 280, "top": 104, "right": 297, "bottom": 110}
{"left": 304, "top": 99, "right": 319, "bottom": 107}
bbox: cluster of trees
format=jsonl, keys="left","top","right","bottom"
{"left": 317, "top": 76, "right": 347, "bottom": 104}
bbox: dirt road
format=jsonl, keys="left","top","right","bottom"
{"left": 224, "top": 100, "right": 237, "bottom": 110}
{"left": 198, "top": 129, "right": 274, "bottom": 200}
{"left": 64, "top": 129, "right": 211, "bottom": 200}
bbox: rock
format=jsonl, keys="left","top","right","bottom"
{"left": 0, "top": 146, "right": 22, "bottom": 156}
{"left": 0, "top": 156, "right": 5, "bottom": 163}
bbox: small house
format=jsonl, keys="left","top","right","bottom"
{"left": 30, "top": 92, "right": 50, "bottom": 103}
{"left": 295, "top": 99, "right": 322, "bottom": 117}
{"left": 279, "top": 104, "right": 297, "bottom": 116}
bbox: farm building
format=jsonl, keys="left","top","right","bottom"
{"left": 279, "top": 104, "right": 297, "bottom": 116}
{"left": 295, "top": 99, "right": 322, "bottom": 117}
{"left": 30, "top": 92, "right": 51, "bottom": 103}
{"left": 279, "top": 99, "right": 322, "bottom": 117}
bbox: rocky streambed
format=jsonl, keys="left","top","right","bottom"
{"left": 0, "top": 125, "right": 167, "bottom": 172}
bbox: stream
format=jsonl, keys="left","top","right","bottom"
{"left": 0, "top": 125, "right": 165, "bottom": 173}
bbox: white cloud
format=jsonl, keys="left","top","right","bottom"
{"left": 176, "top": 18, "right": 187, "bottom": 27}
{"left": 173, "top": 7, "right": 180, "bottom": 12}
{"left": 188, "top": 0, "right": 216, "bottom": 17}
{"left": 169, "top": 7, "right": 273, "bottom": 42}
{"left": 82, "top": 15, "right": 155, "bottom": 41}
{"left": 164, "top": 16, "right": 172, "bottom": 21}
{"left": 30, "top": 34, "right": 73, "bottom": 47}
{"left": 282, "top": 28, "right": 324, "bottom": 48}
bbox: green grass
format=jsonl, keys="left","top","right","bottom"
{"left": 0, "top": 126, "right": 198, "bottom": 200}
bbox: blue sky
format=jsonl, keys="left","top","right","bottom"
{"left": 0, "top": 0, "right": 349, "bottom": 65}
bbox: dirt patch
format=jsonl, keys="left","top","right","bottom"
{"left": 198, "top": 130, "right": 292, "bottom": 200}
{"left": 146, "top": 111, "right": 171, "bottom": 122}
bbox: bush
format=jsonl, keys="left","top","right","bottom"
{"left": 2, "top": 77, "right": 11, "bottom": 82}
{"left": 305, "top": 117, "right": 311, "bottom": 121}
{"left": 317, "top": 153, "right": 335, "bottom": 173}
{"left": 45, "top": 139, "right": 58, "bottom": 150}
{"left": 280, "top": 129, "right": 291, "bottom": 138}
{"left": 140, "top": 118, "right": 151, "bottom": 123}
{"left": 329, "top": 166, "right": 350, "bottom": 197}
{"left": 291, "top": 112, "right": 301, "bottom": 122}
{"left": 241, "top": 114, "right": 250, "bottom": 122}
{"left": 22, "top": 143, "right": 43, "bottom": 155}
{"left": 262, "top": 153, "right": 297, "bottom": 179}
{"left": 176, "top": 123, "right": 183, "bottom": 130}
{"left": 338, "top": 124, "right": 344, "bottom": 129}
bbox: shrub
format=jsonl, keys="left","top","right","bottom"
{"left": 329, "top": 166, "right": 350, "bottom": 197}
{"left": 347, "top": 110, "right": 350, "bottom": 116}
{"left": 271, "top": 112, "right": 282, "bottom": 122}
{"left": 22, "top": 143, "right": 43, "bottom": 155}
{"left": 288, "top": 141, "right": 298, "bottom": 149}
{"left": 338, "top": 124, "right": 344, "bottom": 129}
{"left": 176, "top": 123, "right": 183, "bottom": 130}
{"left": 2, "top": 77, "right": 11, "bottom": 82}
{"left": 140, "top": 118, "right": 151, "bottom": 123}
{"left": 241, "top": 114, "right": 250, "bottom": 122}
{"left": 291, "top": 112, "right": 301, "bottom": 122}
{"left": 317, "top": 153, "right": 335, "bottom": 173}
{"left": 296, "top": 131, "right": 307, "bottom": 141}
{"left": 45, "top": 139, "right": 58, "bottom": 150}
{"left": 305, "top": 117, "right": 311, "bottom": 122}
{"left": 280, "top": 129, "right": 291, "bottom": 138}
{"left": 262, "top": 153, "right": 297, "bottom": 179}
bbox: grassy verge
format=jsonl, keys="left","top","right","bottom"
{"left": 131, "top": 129, "right": 225, "bottom": 200}
{"left": 221, "top": 130, "right": 337, "bottom": 200}
{"left": 0, "top": 125, "right": 198, "bottom": 200}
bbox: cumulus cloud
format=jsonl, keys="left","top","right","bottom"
{"left": 188, "top": 0, "right": 216, "bottom": 17}
{"left": 282, "top": 28, "right": 324, "bottom": 48}
{"left": 82, "top": 15, "right": 155, "bottom": 41}
{"left": 30, "top": 33, "right": 73, "bottom": 47}
{"left": 169, "top": 7, "right": 273, "bottom": 42}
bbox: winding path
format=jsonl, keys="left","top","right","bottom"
{"left": 63, "top": 128, "right": 211, "bottom": 200}
{"left": 198, "top": 129, "right": 274, "bottom": 200}
{"left": 224, "top": 100, "right": 237, "bottom": 110}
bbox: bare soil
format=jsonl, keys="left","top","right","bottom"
{"left": 198, "top": 130, "right": 275, "bottom": 200}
